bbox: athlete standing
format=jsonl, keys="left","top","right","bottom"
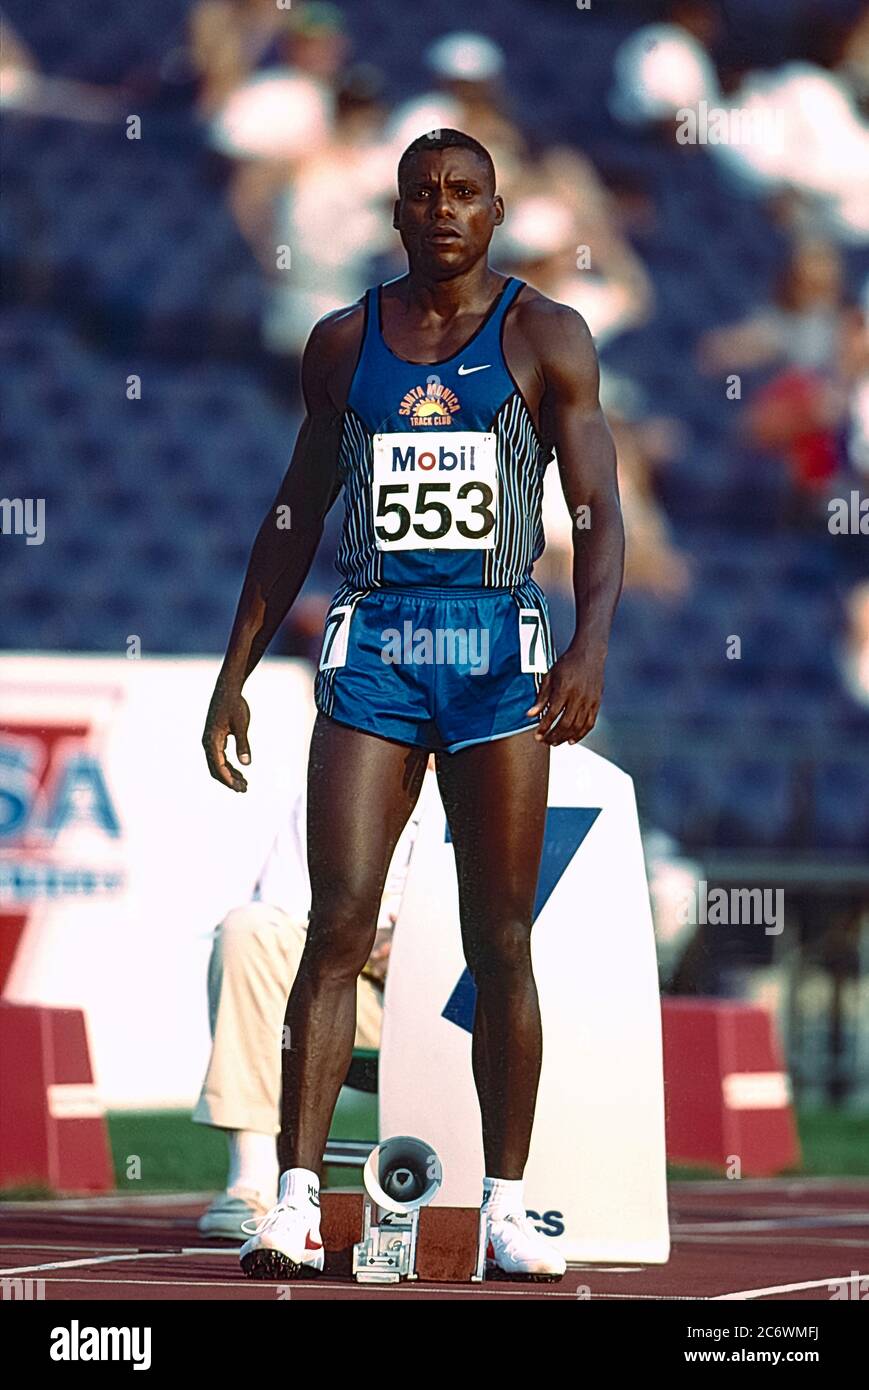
{"left": 202, "top": 130, "right": 624, "bottom": 1281}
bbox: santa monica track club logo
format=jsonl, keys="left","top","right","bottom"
{"left": 398, "top": 382, "right": 460, "bottom": 427}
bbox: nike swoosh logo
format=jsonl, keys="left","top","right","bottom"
{"left": 457, "top": 363, "right": 491, "bottom": 375}
{"left": 305, "top": 1232, "right": 324, "bottom": 1250}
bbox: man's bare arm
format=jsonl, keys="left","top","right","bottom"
{"left": 202, "top": 312, "right": 349, "bottom": 790}
{"left": 547, "top": 305, "right": 624, "bottom": 657}
{"left": 527, "top": 303, "right": 624, "bottom": 745}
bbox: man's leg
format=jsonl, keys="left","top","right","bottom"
{"left": 434, "top": 729, "right": 550, "bottom": 1178}
{"left": 278, "top": 713, "right": 428, "bottom": 1174}
{"left": 434, "top": 729, "right": 566, "bottom": 1279}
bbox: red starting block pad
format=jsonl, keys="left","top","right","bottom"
{"left": 0, "top": 1002, "right": 113, "bottom": 1192}
{"left": 321, "top": 1192, "right": 480, "bottom": 1281}
{"left": 661, "top": 999, "right": 800, "bottom": 1177}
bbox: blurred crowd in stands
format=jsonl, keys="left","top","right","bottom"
{"left": 149, "top": 1, "right": 867, "bottom": 694}
{"left": 3, "top": 0, "right": 868, "bottom": 1006}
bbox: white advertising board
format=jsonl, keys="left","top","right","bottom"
{"left": 0, "top": 653, "right": 314, "bottom": 1109}
{"left": 379, "top": 745, "right": 670, "bottom": 1264}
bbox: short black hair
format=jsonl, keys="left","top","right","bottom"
{"left": 397, "top": 129, "right": 496, "bottom": 197}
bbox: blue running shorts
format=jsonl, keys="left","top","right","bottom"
{"left": 313, "top": 579, "right": 556, "bottom": 754}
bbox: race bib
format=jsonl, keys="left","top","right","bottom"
{"left": 371, "top": 431, "right": 498, "bottom": 551}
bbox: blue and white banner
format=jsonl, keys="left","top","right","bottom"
{"left": 0, "top": 653, "right": 314, "bottom": 1109}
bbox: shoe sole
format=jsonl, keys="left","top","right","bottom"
{"left": 485, "top": 1262, "right": 565, "bottom": 1283}
{"left": 240, "top": 1248, "right": 323, "bottom": 1281}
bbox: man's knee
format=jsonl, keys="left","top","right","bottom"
{"left": 466, "top": 917, "right": 533, "bottom": 983}
{"left": 306, "top": 880, "right": 380, "bottom": 978}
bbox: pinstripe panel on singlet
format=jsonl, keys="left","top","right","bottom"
{"left": 333, "top": 276, "right": 550, "bottom": 590}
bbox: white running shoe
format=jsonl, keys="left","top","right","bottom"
{"left": 485, "top": 1211, "right": 567, "bottom": 1282}
{"left": 239, "top": 1198, "right": 325, "bottom": 1280}
{"left": 197, "top": 1188, "right": 269, "bottom": 1241}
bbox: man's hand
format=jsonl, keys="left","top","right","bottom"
{"left": 363, "top": 924, "right": 394, "bottom": 985}
{"left": 202, "top": 684, "right": 252, "bottom": 792}
{"left": 527, "top": 642, "right": 605, "bottom": 746}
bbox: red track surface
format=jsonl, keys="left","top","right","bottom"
{"left": 1, "top": 1179, "right": 867, "bottom": 1301}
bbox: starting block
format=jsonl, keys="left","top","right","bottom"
{"left": 348, "top": 1136, "right": 486, "bottom": 1282}
{"left": 0, "top": 1001, "right": 113, "bottom": 1192}
{"left": 321, "top": 1192, "right": 482, "bottom": 1282}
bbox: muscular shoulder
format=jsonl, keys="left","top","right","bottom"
{"left": 511, "top": 283, "right": 600, "bottom": 403}
{"left": 511, "top": 286, "right": 597, "bottom": 378}
{"left": 301, "top": 299, "right": 367, "bottom": 413}
{"left": 306, "top": 300, "right": 367, "bottom": 373}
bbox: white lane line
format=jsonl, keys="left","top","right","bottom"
{"left": 712, "top": 1272, "right": 867, "bottom": 1300}
{"left": 0, "top": 1253, "right": 182, "bottom": 1275}
{"left": 676, "top": 1214, "right": 869, "bottom": 1233}
{"left": 0, "top": 1192, "right": 215, "bottom": 1210}
{"left": 5, "top": 1268, "right": 705, "bottom": 1299}
{"left": 672, "top": 1179, "right": 869, "bottom": 1191}
{"left": 24, "top": 1275, "right": 592, "bottom": 1297}
{"left": 0, "top": 1251, "right": 132, "bottom": 1262}
{"left": 675, "top": 1234, "right": 869, "bottom": 1248}
{"left": 0, "top": 1249, "right": 236, "bottom": 1275}
{"left": 0, "top": 1193, "right": 215, "bottom": 1214}
{"left": 588, "top": 1293, "right": 706, "bottom": 1300}
{"left": 1, "top": 1248, "right": 651, "bottom": 1281}
{"left": 17, "top": 1276, "right": 287, "bottom": 1291}
{"left": 1, "top": 1217, "right": 209, "bottom": 1231}
{"left": 676, "top": 1207, "right": 869, "bottom": 1219}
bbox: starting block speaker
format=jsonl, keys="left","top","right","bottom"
{"left": 661, "top": 998, "right": 800, "bottom": 1176}
{"left": 379, "top": 745, "right": 670, "bottom": 1264}
{"left": 0, "top": 1002, "right": 113, "bottom": 1192}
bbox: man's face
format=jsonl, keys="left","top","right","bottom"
{"left": 393, "top": 148, "right": 503, "bottom": 277}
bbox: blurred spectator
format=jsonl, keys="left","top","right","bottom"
{"left": 211, "top": 68, "right": 332, "bottom": 162}
{"left": 0, "top": 11, "right": 121, "bottom": 120}
{"left": 644, "top": 827, "right": 702, "bottom": 992}
{"left": 201, "top": 3, "right": 349, "bottom": 169}
{"left": 386, "top": 32, "right": 527, "bottom": 196}
{"left": 700, "top": 240, "right": 851, "bottom": 374}
{"left": 273, "top": 504, "right": 345, "bottom": 665}
{"left": 495, "top": 148, "right": 653, "bottom": 348}
{"left": 204, "top": 0, "right": 345, "bottom": 160}
{"left": 538, "top": 374, "right": 690, "bottom": 628}
{"left": 195, "top": 5, "right": 389, "bottom": 386}
{"left": 0, "top": 12, "right": 38, "bottom": 101}
{"left": 609, "top": 2, "right": 869, "bottom": 246}
{"left": 609, "top": 4, "right": 720, "bottom": 132}
{"left": 838, "top": 6, "right": 869, "bottom": 113}
{"left": 611, "top": 414, "right": 692, "bottom": 600}
{"left": 190, "top": 0, "right": 348, "bottom": 121}
{"left": 261, "top": 63, "right": 395, "bottom": 367}
{"left": 838, "top": 581, "right": 869, "bottom": 708}
{"left": 712, "top": 70, "right": 869, "bottom": 245}
{"left": 698, "top": 239, "right": 863, "bottom": 501}
{"left": 845, "top": 277, "right": 869, "bottom": 475}
{"left": 276, "top": 590, "right": 333, "bottom": 665}
{"left": 848, "top": 376, "right": 869, "bottom": 476}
